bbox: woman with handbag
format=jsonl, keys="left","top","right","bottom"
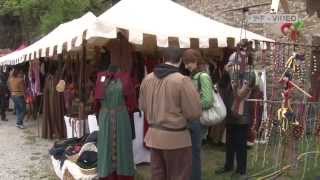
{"left": 182, "top": 49, "right": 214, "bottom": 180}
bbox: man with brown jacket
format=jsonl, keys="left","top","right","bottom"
{"left": 139, "top": 48, "right": 202, "bottom": 180}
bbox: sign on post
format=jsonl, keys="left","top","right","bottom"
{"left": 247, "top": 14, "right": 298, "bottom": 24}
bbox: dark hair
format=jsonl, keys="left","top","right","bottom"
{"left": 12, "top": 68, "right": 20, "bottom": 77}
{"left": 163, "top": 48, "right": 182, "bottom": 64}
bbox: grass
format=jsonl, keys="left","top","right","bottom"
{"left": 134, "top": 139, "right": 320, "bottom": 180}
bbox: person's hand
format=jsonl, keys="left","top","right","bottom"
{"left": 283, "top": 76, "right": 289, "bottom": 82}
{"left": 243, "top": 80, "right": 249, "bottom": 86}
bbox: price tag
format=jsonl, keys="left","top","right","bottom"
{"left": 100, "top": 76, "right": 106, "bottom": 82}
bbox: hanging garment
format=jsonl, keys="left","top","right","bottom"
{"left": 247, "top": 87, "right": 263, "bottom": 144}
{"left": 28, "top": 60, "right": 41, "bottom": 96}
{"left": 131, "top": 52, "right": 145, "bottom": 84}
{"left": 105, "top": 38, "right": 133, "bottom": 72}
{"left": 97, "top": 78, "right": 134, "bottom": 179}
{"left": 223, "top": 47, "right": 235, "bottom": 65}
{"left": 42, "top": 74, "right": 66, "bottom": 139}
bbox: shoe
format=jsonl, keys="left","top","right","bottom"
{"left": 1, "top": 119, "right": 8, "bottom": 121}
{"left": 16, "top": 124, "right": 25, "bottom": 129}
{"left": 239, "top": 174, "right": 248, "bottom": 180}
{"left": 215, "top": 167, "right": 233, "bottom": 174}
{"left": 231, "top": 173, "right": 248, "bottom": 180}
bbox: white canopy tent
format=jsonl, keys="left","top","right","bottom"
{"left": 0, "top": 12, "right": 97, "bottom": 65}
{"left": 0, "top": 0, "right": 274, "bottom": 65}
{"left": 85, "top": 0, "right": 273, "bottom": 48}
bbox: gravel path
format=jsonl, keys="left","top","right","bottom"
{"left": 0, "top": 114, "right": 57, "bottom": 180}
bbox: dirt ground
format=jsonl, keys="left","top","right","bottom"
{"left": 1, "top": 113, "right": 319, "bottom": 180}
{"left": 0, "top": 113, "right": 56, "bottom": 180}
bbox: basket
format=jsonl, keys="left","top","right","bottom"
{"left": 66, "top": 153, "right": 80, "bottom": 162}
{"left": 79, "top": 167, "right": 97, "bottom": 175}
{"left": 63, "top": 169, "right": 75, "bottom": 180}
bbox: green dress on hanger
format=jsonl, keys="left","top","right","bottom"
{"left": 97, "top": 78, "right": 134, "bottom": 178}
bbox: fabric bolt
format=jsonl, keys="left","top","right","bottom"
{"left": 42, "top": 74, "right": 66, "bottom": 139}
{"left": 12, "top": 95, "right": 26, "bottom": 125}
{"left": 97, "top": 79, "right": 134, "bottom": 179}
{"left": 150, "top": 147, "right": 192, "bottom": 180}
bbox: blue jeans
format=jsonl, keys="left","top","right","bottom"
{"left": 12, "top": 96, "right": 26, "bottom": 125}
{"left": 189, "top": 120, "right": 207, "bottom": 180}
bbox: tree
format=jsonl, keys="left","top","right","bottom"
{"left": 0, "top": 0, "right": 111, "bottom": 48}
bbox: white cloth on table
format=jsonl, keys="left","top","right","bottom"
{"left": 88, "top": 115, "right": 99, "bottom": 133}
{"left": 64, "top": 116, "right": 85, "bottom": 138}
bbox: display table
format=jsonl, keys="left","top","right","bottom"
{"left": 53, "top": 113, "right": 150, "bottom": 179}
{"left": 51, "top": 142, "right": 98, "bottom": 180}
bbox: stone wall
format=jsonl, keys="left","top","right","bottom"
{"left": 176, "top": 0, "right": 320, "bottom": 44}
{"left": 176, "top": 0, "right": 320, "bottom": 100}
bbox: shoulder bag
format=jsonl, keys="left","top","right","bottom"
{"left": 198, "top": 73, "right": 227, "bottom": 126}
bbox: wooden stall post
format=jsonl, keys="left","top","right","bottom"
{"left": 168, "top": 37, "right": 180, "bottom": 48}
{"left": 79, "top": 31, "right": 87, "bottom": 129}
{"left": 190, "top": 38, "right": 199, "bottom": 49}
{"left": 311, "top": 36, "right": 320, "bottom": 101}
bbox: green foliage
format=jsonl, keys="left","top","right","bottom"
{"left": 40, "top": 0, "right": 90, "bottom": 33}
{"left": 0, "top": 0, "right": 111, "bottom": 43}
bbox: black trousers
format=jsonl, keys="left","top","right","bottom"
{"left": 0, "top": 95, "right": 6, "bottom": 120}
{"left": 224, "top": 124, "right": 248, "bottom": 175}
